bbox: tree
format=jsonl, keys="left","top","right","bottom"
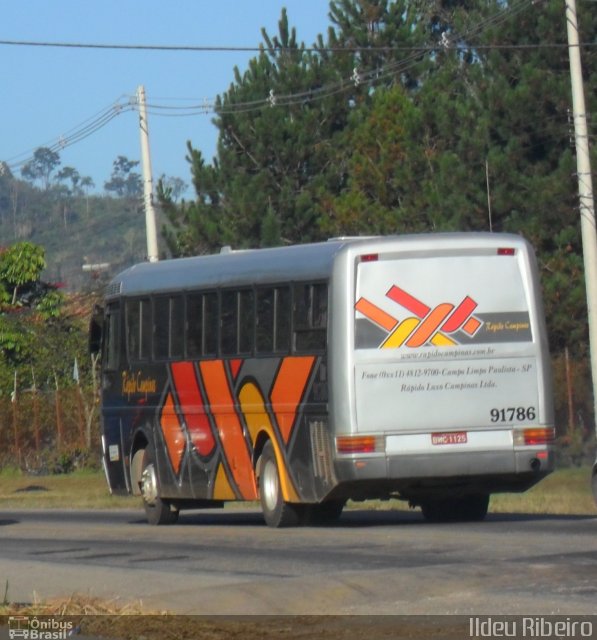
{"left": 21, "top": 147, "right": 61, "bottom": 190}
{"left": 104, "top": 156, "right": 142, "bottom": 197}
{"left": 0, "top": 241, "right": 66, "bottom": 382}
{"left": 56, "top": 166, "right": 82, "bottom": 196}
{"left": 0, "top": 241, "right": 46, "bottom": 305}
{"left": 158, "top": 175, "right": 187, "bottom": 202}
{"left": 161, "top": 0, "right": 595, "bottom": 362}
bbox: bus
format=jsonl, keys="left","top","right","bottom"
{"left": 90, "top": 233, "right": 555, "bottom": 527}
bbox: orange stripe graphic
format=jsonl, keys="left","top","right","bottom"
{"left": 441, "top": 296, "right": 478, "bottom": 333}
{"left": 239, "top": 381, "right": 300, "bottom": 502}
{"left": 382, "top": 317, "right": 419, "bottom": 348}
{"left": 160, "top": 392, "right": 185, "bottom": 475}
{"left": 228, "top": 359, "right": 243, "bottom": 381}
{"left": 406, "top": 303, "right": 454, "bottom": 348}
{"left": 463, "top": 316, "right": 482, "bottom": 335}
{"left": 355, "top": 297, "right": 397, "bottom": 332}
{"left": 199, "top": 360, "right": 257, "bottom": 500}
{"left": 213, "top": 462, "right": 237, "bottom": 500}
{"left": 170, "top": 362, "right": 215, "bottom": 457}
{"left": 386, "top": 285, "right": 430, "bottom": 318}
{"left": 270, "top": 356, "right": 315, "bottom": 444}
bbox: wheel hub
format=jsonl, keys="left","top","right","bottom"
{"left": 140, "top": 463, "right": 159, "bottom": 506}
{"left": 261, "top": 460, "right": 279, "bottom": 512}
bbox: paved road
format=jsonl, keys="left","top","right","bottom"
{"left": 0, "top": 507, "right": 596, "bottom": 615}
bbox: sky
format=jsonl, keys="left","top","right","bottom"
{"left": 1, "top": 1, "right": 333, "bottom": 196}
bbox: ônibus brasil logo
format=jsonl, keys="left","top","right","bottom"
{"left": 8, "top": 616, "right": 74, "bottom": 640}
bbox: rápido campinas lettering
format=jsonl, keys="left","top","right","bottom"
{"left": 122, "top": 370, "right": 157, "bottom": 397}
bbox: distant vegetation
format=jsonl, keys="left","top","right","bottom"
{"left": 0, "top": 154, "right": 181, "bottom": 291}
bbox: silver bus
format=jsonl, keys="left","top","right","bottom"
{"left": 91, "top": 232, "right": 555, "bottom": 526}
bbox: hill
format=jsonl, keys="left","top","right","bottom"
{"left": 0, "top": 173, "right": 159, "bottom": 291}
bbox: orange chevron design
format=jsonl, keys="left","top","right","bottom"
{"left": 160, "top": 392, "right": 185, "bottom": 475}
{"left": 270, "top": 356, "right": 316, "bottom": 444}
{"left": 199, "top": 360, "right": 257, "bottom": 500}
{"left": 239, "top": 381, "right": 300, "bottom": 502}
{"left": 170, "top": 362, "right": 215, "bottom": 457}
{"left": 160, "top": 355, "right": 317, "bottom": 502}
{"left": 358, "top": 285, "right": 482, "bottom": 349}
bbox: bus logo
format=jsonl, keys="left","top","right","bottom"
{"left": 8, "top": 617, "right": 29, "bottom": 639}
{"left": 355, "top": 285, "right": 482, "bottom": 349}
{"left": 8, "top": 616, "right": 74, "bottom": 639}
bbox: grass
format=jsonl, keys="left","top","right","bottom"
{"left": 490, "top": 466, "right": 596, "bottom": 515}
{"left": 0, "top": 466, "right": 594, "bottom": 515}
{"left": 0, "top": 468, "right": 133, "bottom": 509}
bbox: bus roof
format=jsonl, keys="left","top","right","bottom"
{"left": 106, "top": 238, "right": 363, "bottom": 297}
{"left": 105, "top": 232, "right": 529, "bottom": 298}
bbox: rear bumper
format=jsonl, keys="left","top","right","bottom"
{"left": 332, "top": 447, "right": 555, "bottom": 500}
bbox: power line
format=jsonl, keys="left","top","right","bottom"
{"left": 6, "top": 99, "right": 136, "bottom": 172}
{"left": 6, "top": 0, "right": 591, "bottom": 172}
{"left": 0, "top": 37, "right": 594, "bottom": 53}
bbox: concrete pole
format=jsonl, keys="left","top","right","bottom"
{"left": 565, "top": 0, "right": 597, "bottom": 433}
{"left": 137, "top": 85, "right": 159, "bottom": 262}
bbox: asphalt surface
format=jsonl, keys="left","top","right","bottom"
{"left": 0, "top": 507, "right": 596, "bottom": 615}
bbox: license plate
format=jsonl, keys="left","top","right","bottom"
{"left": 431, "top": 431, "right": 468, "bottom": 445}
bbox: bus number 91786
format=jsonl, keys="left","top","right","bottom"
{"left": 490, "top": 407, "right": 537, "bottom": 423}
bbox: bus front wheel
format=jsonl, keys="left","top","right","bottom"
{"left": 258, "top": 441, "right": 302, "bottom": 528}
{"left": 140, "top": 444, "right": 179, "bottom": 525}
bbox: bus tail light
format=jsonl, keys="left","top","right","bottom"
{"left": 336, "top": 435, "right": 383, "bottom": 454}
{"left": 513, "top": 427, "right": 555, "bottom": 446}
{"left": 497, "top": 247, "right": 516, "bottom": 256}
{"left": 359, "top": 253, "right": 379, "bottom": 262}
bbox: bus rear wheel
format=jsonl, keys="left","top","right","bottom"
{"left": 258, "top": 441, "right": 303, "bottom": 528}
{"left": 420, "top": 494, "right": 489, "bottom": 523}
{"left": 140, "top": 444, "right": 179, "bottom": 525}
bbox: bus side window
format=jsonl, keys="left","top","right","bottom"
{"left": 140, "top": 299, "right": 152, "bottom": 360}
{"left": 220, "top": 290, "right": 237, "bottom": 356}
{"left": 256, "top": 288, "right": 274, "bottom": 353}
{"left": 104, "top": 303, "right": 120, "bottom": 370}
{"left": 203, "top": 292, "right": 218, "bottom": 356}
{"left": 186, "top": 292, "right": 203, "bottom": 358}
{"left": 293, "top": 283, "right": 327, "bottom": 352}
{"left": 126, "top": 299, "right": 140, "bottom": 361}
{"left": 312, "top": 283, "right": 328, "bottom": 328}
{"left": 275, "top": 287, "right": 291, "bottom": 353}
{"left": 154, "top": 296, "right": 169, "bottom": 360}
{"left": 256, "top": 286, "right": 290, "bottom": 355}
{"left": 170, "top": 296, "right": 184, "bottom": 358}
{"left": 238, "top": 289, "right": 254, "bottom": 355}
{"left": 126, "top": 298, "right": 151, "bottom": 361}
{"left": 155, "top": 296, "right": 184, "bottom": 360}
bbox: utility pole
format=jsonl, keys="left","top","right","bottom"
{"left": 565, "top": 0, "right": 597, "bottom": 434}
{"left": 137, "top": 85, "right": 159, "bottom": 262}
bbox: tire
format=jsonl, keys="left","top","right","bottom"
{"left": 421, "top": 494, "right": 489, "bottom": 523}
{"left": 258, "top": 441, "right": 302, "bottom": 528}
{"left": 592, "top": 469, "right": 597, "bottom": 508}
{"left": 140, "top": 443, "right": 179, "bottom": 525}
